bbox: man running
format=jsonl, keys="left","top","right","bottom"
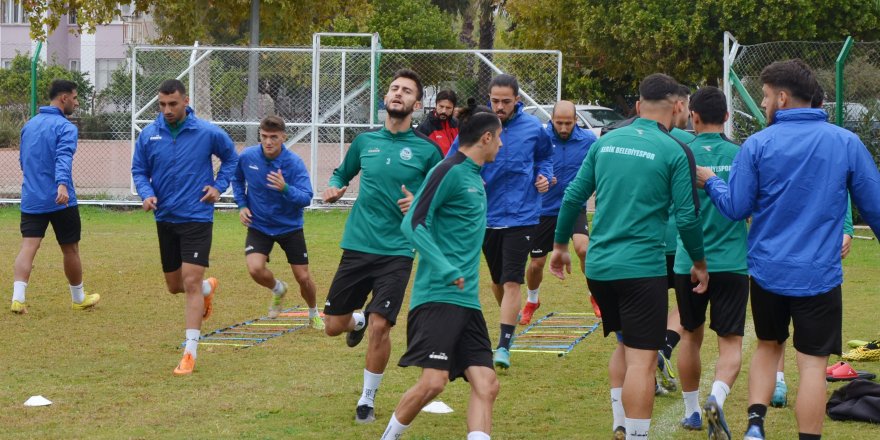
{"left": 232, "top": 115, "right": 323, "bottom": 328}
{"left": 132, "top": 79, "right": 238, "bottom": 376}
{"left": 322, "top": 69, "right": 443, "bottom": 423}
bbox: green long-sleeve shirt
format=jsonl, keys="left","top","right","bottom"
{"left": 402, "top": 152, "right": 486, "bottom": 311}
{"left": 555, "top": 118, "right": 705, "bottom": 280}
{"left": 329, "top": 128, "right": 443, "bottom": 257}
{"left": 664, "top": 127, "right": 697, "bottom": 254}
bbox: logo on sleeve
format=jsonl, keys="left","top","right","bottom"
{"left": 248, "top": 164, "right": 259, "bottom": 170}
{"left": 400, "top": 147, "right": 413, "bottom": 161}
{"left": 150, "top": 135, "right": 163, "bottom": 141}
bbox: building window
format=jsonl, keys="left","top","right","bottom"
{"left": 96, "top": 58, "right": 126, "bottom": 91}
{"left": 69, "top": 59, "right": 80, "bottom": 72}
{"left": 68, "top": 10, "right": 77, "bottom": 25}
{"left": 2, "top": 0, "right": 28, "bottom": 24}
{"left": 2, "top": 59, "right": 12, "bottom": 69}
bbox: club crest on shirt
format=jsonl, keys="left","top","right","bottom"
{"left": 400, "top": 147, "right": 413, "bottom": 161}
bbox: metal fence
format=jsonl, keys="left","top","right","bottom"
{"left": 0, "top": 33, "right": 562, "bottom": 204}
{"left": 724, "top": 33, "right": 880, "bottom": 166}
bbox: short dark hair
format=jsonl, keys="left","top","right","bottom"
{"left": 811, "top": 84, "right": 825, "bottom": 108}
{"left": 689, "top": 87, "right": 727, "bottom": 125}
{"left": 457, "top": 97, "right": 493, "bottom": 127}
{"left": 435, "top": 89, "right": 457, "bottom": 107}
{"left": 391, "top": 69, "right": 423, "bottom": 101}
{"left": 676, "top": 84, "right": 691, "bottom": 99}
{"left": 459, "top": 112, "right": 501, "bottom": 147}
{"left": 159, "top": 79, "right": 187, "bottom": 96}
{"left": 639, "top": 73, "right": 680, "bottom": 101}
{"left": 760, "top": 59, "right": 818, "bottom": 103}
{"left": 49, "top": 79, "right": 77, "bottom": 100}
{"left": 489, "top": 74, "right": 519, "bottom": 96}
{"left": 260, "top": 115, "right": 286, "bottom": 132}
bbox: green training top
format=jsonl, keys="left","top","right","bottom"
{"left": 674, "top": 133, "right": 748, "bottom": 275}
{"left": 402, "top": 152, "right": 486, "bottom": 310}
{"left": 664, "top": 127, "right": 697, "bottom": 254}
{"left": 329, "top": 127, "right": 443, "bottom": 257}
{"left": 555, "top": 118, "right": 705, "bottom": 281}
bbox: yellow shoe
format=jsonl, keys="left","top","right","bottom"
{"left": 842, "top": 340, "right": 880, "bottom": 362}
{"left": 173, "top": 351, "right": 195, "bottom": 376}
{"left": 11, "top": 300, "right": 27, "bottom": 314}
{"left": 267, "top": 281, "right": 288, "bottom": 319}
{"left": 310, "top": 315, "right": 325, "bottom": 330}
{"left": 203, "top": 277, "right": 218, "bottom": 321}
{"left": 72, "top": 293, "right": 100, "bottom": 310}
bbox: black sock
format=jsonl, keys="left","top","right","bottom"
{"left": 663, "top": 329, "right": 681, "bottom": 358}
{"left": 747, "top": 404, "right": 767, "bottom": 434}
{"left": 798, "top": 434, "right": 820, "bottom": 440}
{"left": 498, "top": 324, "right": 516, "bottom": 350}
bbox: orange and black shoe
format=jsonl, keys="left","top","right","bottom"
{"left": 519, "top": 301, "right": 541, "bottom": 325}
{"left": 173, "top": 351, "right": 195, "bottom": 376}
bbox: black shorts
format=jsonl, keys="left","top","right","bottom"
{"left": 587, "top": 277, "right": 668, "bottom": 350}
{"left": 156, "top": 221, "right": 213, "bottom": 272}
{"left": 20, "top": 205, "right": 81, "bottom": 244}
{"left": 483, "top": 226, "right": 534, "bottom": 285}
{"left": 750, "top": 279, "right": 842, "bottom": 356}
{"left": 666, "top": 254, "right": 676, "bottom": 289}
{"left": 530, "top": 212, "right": 589, "bottom": 258}
{"left": 323, "top": 249, "right": 413, "bottom": 325}
{"left": 245, "top": 228, "right": 309, "bottom": 265}
{"left": 399, "top": 302, "right": 494, "bottom": 381}
{"left": 674, "top": 272, "right": 749, "bottom": 336}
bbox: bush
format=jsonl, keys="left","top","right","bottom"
{"left": 0, "top": 110, "right": 27, "bottom": 148}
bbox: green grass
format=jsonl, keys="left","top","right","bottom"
{"left": 0, "top": 206, "right": 878, "bottom": 439}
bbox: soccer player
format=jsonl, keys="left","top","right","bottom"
{"left": 11, "top": 79, "right": 99, "bottom": 314}
{"left": 447, "top": 73, "right": 553, "bottom": 369}
{"left": 321, "top": 69, "right": 443, "bottom": 423}
{"left": 381, "top": 111, "right": 503, "bottom": 440}
{"left": 231, "top": 115, "right": 323, "bottom": 329}
{"left": 131, "top": 79, "right": 238, "bottom": 376}
{"left": 415, "top": 89, "right": 459, "bottom": 155}
{"left": 695, "top": 59, "right": 880, "bottom": 440}
{"left": 550, "top": 73, "right": 709, "bottom": 439}
{"left": 522, "top": 100, "right": 596, "bottom": 325}
{"left": 670, "top": 87, "right": 747, "bottom": 438}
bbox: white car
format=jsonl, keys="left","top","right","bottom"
{"left": 523, "top": 104, "right": 626, "bottom": 137}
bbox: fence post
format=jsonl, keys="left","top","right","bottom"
{"left": 835, "top": 36, "right": 854, "bottom": 127}
{"left": 30, "top": 41, "right": 43, "bottom": 117}
{"left": 729, "top": 68, "right": 767, "bottom": 129}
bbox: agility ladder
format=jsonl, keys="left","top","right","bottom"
{"left": 510, "top": 311, "right": 600, "bottom": 357}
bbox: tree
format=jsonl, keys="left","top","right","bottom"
{"left": 367, "top": 0, "right": 460, "bottom": 49}
{"left": 22, "top": 0, "right": 153, "bottom": 40}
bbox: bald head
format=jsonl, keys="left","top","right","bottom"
{"left": 551, "top": 100, "right": 577, "bottom": 140}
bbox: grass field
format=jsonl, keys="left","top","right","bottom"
{"left": 1, "top": 206, "right": 879, "bottom": 439}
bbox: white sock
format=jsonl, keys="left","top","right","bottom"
{"left": 711, "top": 380, "right": 730, "bottom": 408}
{"left": 201, "top": 280, "right": 212, "bottom": 296}
{"left": 776, "top": 371, "right": 785, "bottom": 383}
{"left": 272, "top": 279, "right": 285, "bottom": 295}
{"left": 358, "top": 369, "right": 383, "bottom": 407}
{"left": 527, "top": 289, "right": 540, "bottom": 304}
{"left": 611, "top": 387, "right": 625, "bottom": 430}
{"left": 12, "top": 281, "right": 27, "bottom": 303}
{"left": 467, "top": 432, "right": 490, "bottom": 440}
{"left": 70, "top": 283, "right": 85, "bottom": 304}
{"left": 309, "top": 307, "right": 319, "bottom": 318}
{"left": 353, "top": 312, "right": 366, "bottom": 331}
{"left": 380, "top": 413, "right": 410, "bottom": 440}
{"left": 184, "top": 329, "right": 200, "bottom": 358}
{"left": 625, "top": 418, "right": 651, "bottom": 440}
{"left": 683, "top": 390, "right": 700, "bottom": 417}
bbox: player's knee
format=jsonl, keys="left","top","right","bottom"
{"left": 323, "top": 316, "right": 345, "bottom": 336}
{"left": 246, "top": 264, "right": 264, "bottom": 279}
{"left": 420, "top": 375, "right": 448, "bottom": 397}
{"left": 293, "top": 271, "right": 312, "bottom": 286}
{"left": 475, "top": 375, "right": 500, "bottom": 401}
{"left": 368, "top": 316, "right": 391, "bottom": 338}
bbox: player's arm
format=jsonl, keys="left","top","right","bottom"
{"left": 54, "top": 124, "right": 77, "bottom": 203}
{"left": 324, "top": 138, "right": 362, "bottom": 202}
{"left": 702, "top": 140, "right": 759, "bottom": 221}
{"left": 280, "top": 155, "right": 314, "bottom": 208}
{"left": 846, "top": 136, "right": 880, "bottom": 240}
{"left": 843, "top": 195, "right": 854, "bottom": 237}
{"left": 550, "top": 147, "right": 596, "bottom": 279}
{"left": 211, "top": 129, "right": 239, "bottom": 193}
{"left": 401, "top": 173, "right": 461, "bottom": 285}
{"left": 671, "top": 150, "right": 709, "bottom": 293}
{"left": 131, "top": 131, "right": 156, "bottom": 201}
{"left": 231, "top": 160, "right": 247, "bottom": 209}
{"left": 534, "top": 126, "right": 554, "bottom": 182}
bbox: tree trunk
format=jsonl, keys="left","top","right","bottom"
{"left": 477, "top": 0, "right": 495, "bottom": 99}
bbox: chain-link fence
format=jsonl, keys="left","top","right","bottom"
{"left": 725, "top": 35, "right": 880, "bottom": 167}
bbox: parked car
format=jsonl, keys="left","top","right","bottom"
{"left": 523, "top": 104, "right": 626, "bottom": 137}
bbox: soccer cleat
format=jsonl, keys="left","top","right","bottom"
{"left": 770, "top": 380, "right": 787, "bottom": 408}
{"left": 657, "top": 350, "right": 677, "bottom": 391}
{"left": 519, "top": 300, "right": 541, "bottom": 325}
{"left": 355, "top": 404, "right": 375, "bottom": 424}
{"left": 309, "top": 315, "right": 325, "bottom": 330}
{"left": 704, "top": 395, "right": 731, "bottom": 440}
{"left": 842, "top": 340, "right": 880, "bottom": 361}
{"left": 346, "top": 313, "right": 368, "bottom": 347}
{"left": 589, "top": 294, "right": 602, "bottom": 318}
{"left": 11, "top": 300, "right": 27, "bottom": 314}
{"left": 743, "top": 425, "right": 764, "bottom": 440}
{"left": 612, "top": 426, "right": 626, "bottom": 440}
{"left": 494, "top": 347, "right": 511, "bottom": 369}
{"left": 173, "top": 351, "right": 195, "bottom": 376}
{"left": 655, "top": 382, "right": 669, "bottom": 396}
{"left": 71, "top": 292, "right": 100, "bottom": 310}
{"left": 202, "top": 277, "right": 218, "bottom": 321}
{"left": 848, "top": 339, "right": 871, "bottom": 348}
{"left": 267, "top": 281, "right": 288, "bottom": 319}
{"left": 680, "top": 411, "right": 702, "bottom": 430}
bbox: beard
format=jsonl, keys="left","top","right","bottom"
{"left": 387, "top": 104, "right": 414, "bottom": 119}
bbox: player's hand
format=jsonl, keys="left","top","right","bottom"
{"left": 239, "top": 207, "right": 252, "bottom": 227}
{"left": 535, "top": 174, "right": 550, "bottom": 193}
{"left": 842, "top": 234, "right": 853, "bottom": 259}
{"left": 550, "top": 176, "right": 558, "bottom": 186}
{"left": 322, "top": 185, "right": 348, "bottom": 203}
{"left": 453, "top": 277, "right": 465, "bottom": 290}
{"left": 695, "top": 166, "right": 716, "bottom": 189}
{"left": 267, "top": 169, "right": 286, "bottom": 192}
{"left": 549, "top": 243, "right": 571, "bottom": 280}
{"left": 398, "top": 185, "right": 414, "bottom": 214}
{"left": 690, "top": 260, "right": 709, "bottom": 294}
{"left": 142, "top": 196, "right": 158, "bottom": 211}
{"left": 55, "top": 184, "right": 69, "bottom": 205}
{"left": 200, "top": 185, "right": 221, "bottom": 203}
